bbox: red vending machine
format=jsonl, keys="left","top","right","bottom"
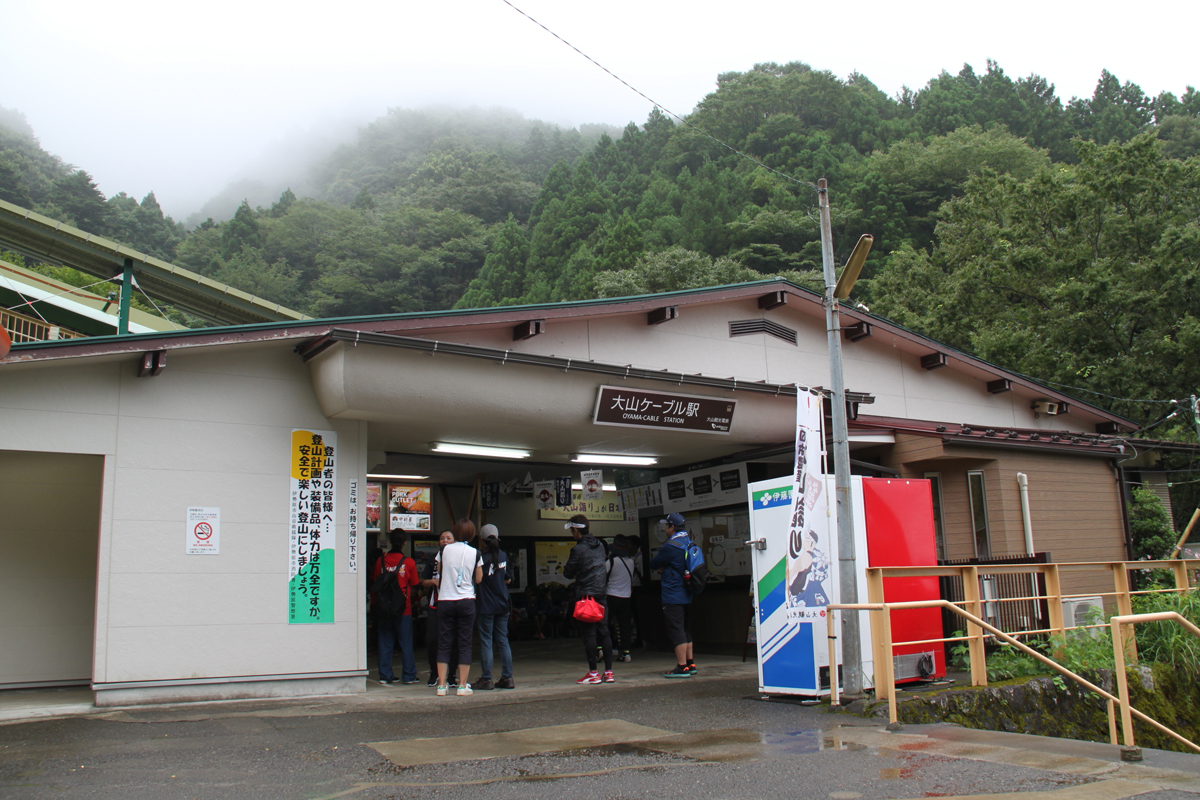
{"left": 860, "top": 477, "right": 946, "bottom": 683}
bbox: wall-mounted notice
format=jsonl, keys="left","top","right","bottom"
{"left": 580, "top": 469, "right": 603, "bottom": 501}
{"left": 533, "top": 481, "right": 555, "bottom": 510}
{"left": 660, "top": 463, "right": 748, "bottom": 514}
{"left": 186, "top": 507, "right": 220, "bottom": 555}
{"left": 289, "top": 429, "right": 337, "bottom": 624}
{"left": 348, "top": 480, "right": 359, "bottom": 574}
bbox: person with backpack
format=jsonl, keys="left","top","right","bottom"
{"left": 471, "top": 524, "right": 515, "bottom": 690}
{"left": 433, "top": 519, "right": 483, "bottom": 696}
{"left": 649, "top": 512, "right": 698, "bottom": 678}
{"left": 371, "top": 530, "right": 420, "bottom": 685}
{"left": 606, "top": 534, "right": 641, "bottom": 663}
{"left": 562, "top": 514, "right": 615, "bottom": 684}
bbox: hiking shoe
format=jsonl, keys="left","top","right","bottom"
{"left": 601, "top": 671, "right": 615, "bottom": 683}
{"left": 495, "top": 676, "right": 516, "bottom": 689}
{"left": 436, "top": 684, "right": 448, "bottom": 696}
{"left": 457, "top": 685, "right": 473, "bottom": 697}
{"left": 620, "top": 652, "right": 632, "bottom": 663}
{"left": 664, "top": 665, "right": 692, "bottom": 678}
{"left": 576, "top": 671, "right": 601, "bottom": 684}
{"left": 471, "top": 677, "right": 494, "bottom": 691}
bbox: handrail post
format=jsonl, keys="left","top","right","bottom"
{"left": 1173, "top": 559, "right": 1190, "bottom": 595}
{"left": 963, "top": 566, "right": 987, "bottom": 686}
{"left": 881, "top": 603, "right": 898, "bottom": 725}
{"left": 1107, "top": 699, "right": 1119, "bottom": 746}
{"left": 1045, "top": 564, "right": 1065, "bottom": 636}
{"left": 866, "top": 568, "right": 886, "bottom": 693}
{"left": 1111, "top": 616, "right": 1136, "bottom": 749}
{"left": 828, "top": 608, "right": 839, "bottom": 706}
{"left": 1111, "top": 563, "right": 1137, "bottom": 661}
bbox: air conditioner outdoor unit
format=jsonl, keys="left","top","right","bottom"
{"left": 1062, "top": 596, "right": 1105, "bottom": 635}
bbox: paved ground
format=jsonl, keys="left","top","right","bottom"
{"left": 3, "top": 640, "right": 1200, "bottom": 799}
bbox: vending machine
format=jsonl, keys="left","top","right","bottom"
{"left": 748, "top": 474, "right": 945, "bottom": 697}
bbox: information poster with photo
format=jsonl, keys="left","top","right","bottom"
{"left": 535, "top": 541, "right": 575, "bottom": 585}
{"left": 365, "top": 483, "right": 382, "bottom": 532}
{"left": 289, "top": 429, "right": 336, "bottom": 624}
{"left": 389, "top": 485, "right": 431, "bottom": 531}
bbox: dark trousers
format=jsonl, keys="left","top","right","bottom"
{"left": 425, "top": 607, "right": 458, "bottom": 677}
{"left": 377, "top": 613, "right": 416, "bottom": 682}
{"left": 608, "top": 594, "right": 633, "bottom": 654}
{"left": 576, "top": 596, "right": 612, "bottom": 671}
{"left": 437, "top": 598, "right": 476, "bottom": 665}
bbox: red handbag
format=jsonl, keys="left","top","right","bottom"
{"left": 573, "top": 595, "right": 605, "bottom": 623}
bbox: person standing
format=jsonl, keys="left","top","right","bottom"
{"left": 606, "top": 534, "right": 641, "bottom": 663}
{"left": 472, "top": 524, "right": 515, "bottom": 690}
{"left": 434, "top": 519, "right": 482, "bottom": 696}
{"left": 421, "top": 530, "right": 458, "bottom": 687}
{"left": 371, "top": 530, "right": 420, "bottom": 685}
{"left": 562, "top": 514, "right": 614, "bottom": 684}
{"left": 649, "top": 512, "right": 695, "bottom": 678}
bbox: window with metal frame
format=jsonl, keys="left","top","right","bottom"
{"left": 967, "top": 470, "right": 991, "bottom": 559}
{"left": 924, "top": 472, "right": 947, "bottom": 561}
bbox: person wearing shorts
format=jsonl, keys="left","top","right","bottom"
{"left": 649, "top": 512, "right": 695, "bottom": 678}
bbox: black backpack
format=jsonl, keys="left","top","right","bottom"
{"left": 372, "top": 561, "right": 407, "bottom": 617}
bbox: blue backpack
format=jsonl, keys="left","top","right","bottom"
{"left": 676, "top": 538, "right": 708, "bottom": 595}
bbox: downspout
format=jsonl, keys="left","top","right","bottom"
{"left": 1016, "top": 472, "right": 1035, "bottom": 556}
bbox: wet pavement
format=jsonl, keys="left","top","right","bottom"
{"left": 2, "top": 640, "right": 1200, "bottom": 799}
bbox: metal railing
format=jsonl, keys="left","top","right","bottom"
{"left": 826, "top": 557, "right": 1200, "bottom": 758}
{"left": 1, "top": 307, "right": 84, "bottom": 343}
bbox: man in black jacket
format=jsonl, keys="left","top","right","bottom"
{"left": 562, "top": 514, "right": 614, "bottom": 684}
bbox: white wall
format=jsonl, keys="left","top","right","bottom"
{"left": 0, "top": 450, "right": 102, "bottom": 686}
{"left": 0, "top": 343, "right": 368, "bottom": 695}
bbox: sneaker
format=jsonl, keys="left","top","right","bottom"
{"left": 664, "top": 665, "right": 692, "bottom": 678}
{"left": 448, "top": 678, "right": 458, "bottom": 688}
{"left": 402, "top": 678, "right": 421, "bottom": 685}
{"left": 457, "top": 684, "right": 473, "bottom": 696}
{"left": 601, "top": 671, "right": 615, "bottom": 683}
{"left": 426, "top": 677, "right": 438, "bottom": 688}
{"left": 471, "top": 677, "right": 494, "bottom": 691}
{"left": 576, "top": 671, "right": 602, "bottom": 684}
{"left": 495, "top": 676, "right": 516, "bottom": 689}
{"left": 436, "top": 684, "right": 448, "bottom": 696}
{"left": 621, "top": 652, "right": 632, "bottom": 663}
{"left": 378, "top": 678, "right": 397, "bottom": 686}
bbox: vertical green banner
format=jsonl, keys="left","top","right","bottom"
{"left": 289, "top": 429, "right": 337, "bottom": 623}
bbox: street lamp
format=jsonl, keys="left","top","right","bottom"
{"left": 818, "top": 178, "right": 872, "bottom": 698}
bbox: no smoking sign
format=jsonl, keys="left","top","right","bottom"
{"left": 186, "top": 507, "right": 220, "bottom": 554}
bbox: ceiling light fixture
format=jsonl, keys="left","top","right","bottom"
{"left": 430, "top": 442, "right": 531, "bottom": 459}
{"left": 571, "top": 454, "right": 658, "bottom": 466}
{"left": 366, "top": 474, "right": 429, "bottom": 481}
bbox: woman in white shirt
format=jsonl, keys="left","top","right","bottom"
{"left": 434, "top": 519, "right": 483, "bottom": 696}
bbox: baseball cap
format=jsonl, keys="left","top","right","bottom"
{"left": 480, "top": 523, "right": 499, "bottom": 540}
{"left": 661, "top": 512, "right": 686, "bottom": 528}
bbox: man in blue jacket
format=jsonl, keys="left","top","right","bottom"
{"left": 649, "top": 512, "right": 695, "bottom": 677}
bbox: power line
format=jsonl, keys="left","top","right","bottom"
{"left": 496, "top": 0, "right": 817, "bottom": 192}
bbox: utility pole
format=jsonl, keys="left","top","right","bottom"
{"left": 818, "top": 178, "right": 862, "bottom": 697}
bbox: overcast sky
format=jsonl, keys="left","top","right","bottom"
{"left": 5, "top": 0, "right": 1197, "bottom": 218}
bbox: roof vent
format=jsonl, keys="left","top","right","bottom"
{"left": 729, "top": 318, "right": 797, "bottom": 345}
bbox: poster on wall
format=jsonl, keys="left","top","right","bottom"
{"left": 580, "top": 469, "right": 603, "bottom": 500}
{"left": 555, "top": 476, "right": 572, "bottom": 507}
{"left": 481, "top": 482, "right": 499, "bottom": 510}
{"left": 389, "top": 485, "right": 431, "bottom": 531}
{"left": 348, "top": 480, "right": 359, "bottom": 574}
{"left": 538, "top": 491, "right": 624, "bottom": 520}
{"left": 533, "top": 481, "right": 555, "bottom": 510}
{"left": 186, "top": 507, "right": 220, "bottom": 555}
{"left": 365, "top": 483, "right": 382, "bottom": 532}
{"left": 289, "top": 429, "right": 337, "bottom": 624}
{"left": 535, "top": 541, "right": 575, "bottom": 585}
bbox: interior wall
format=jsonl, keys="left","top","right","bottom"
{"left": 0, "top": 449, "right": 102, "bottom": 687}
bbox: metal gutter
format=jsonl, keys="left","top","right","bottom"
{"left": 319, "top": 327, "right": 878, "bottom": 403}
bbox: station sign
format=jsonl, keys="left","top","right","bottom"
{"left": 592, "top": 386, "right": 735, "bottom": 434}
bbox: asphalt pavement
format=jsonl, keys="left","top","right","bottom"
{"left": 3, "top": 640, "right": 1200, "bottom": 800}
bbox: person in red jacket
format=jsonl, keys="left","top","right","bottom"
{"left": 372, "top": 530, "right": 421, "bottom": 684}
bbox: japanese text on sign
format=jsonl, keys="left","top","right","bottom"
{"left": 289, "top": 429, "right": 337, "bottom": 624}
{"left": 592, "top": 386, "right": 735, "bottom": 434}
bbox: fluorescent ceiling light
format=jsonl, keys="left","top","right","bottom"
{"left": 572, "top": 454, "right": 658, "bottom": 466}
{"left": 572, "top": 483, "right": 618, "bottom": 491}
{"left": 366, "top": 474, "right": 429, "bottom": 481}
{"left": 430, "top": 442, "right": 531, "bottom": 459}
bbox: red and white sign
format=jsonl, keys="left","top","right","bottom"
{"left": 533, "top": 481, "right": 555, "bottom": 510}
{"left": 186, "top": 507, "right": 220, "bottom": 555}
{"left": 580, "top": 469, "right": 603, "bottom": 501}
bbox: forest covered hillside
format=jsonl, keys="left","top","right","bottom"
{"left": 3, "top": 61, "right": 1200, "bottom": 436}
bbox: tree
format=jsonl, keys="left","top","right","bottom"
{"left": 594, "top": 246, "right": 760, "bottom": 297}
{"left": 1129, "top": 487, "right": 1176, "bottom": 562}
{"left": 455, "top": 215, "right": 530, "bottom": 308}
{"left": 51, "top": 169, "right": 107, "bottom": 231}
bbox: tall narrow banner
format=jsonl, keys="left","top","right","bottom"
{"left": 786, "top": 393, "right": 830, "bottom": 620}
{"left": 289, "top": 429, "right": 337, "bottom": 624}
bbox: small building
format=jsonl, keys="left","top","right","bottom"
{"left": 0, "top": 274, "right": 1142, "bottom": 705}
